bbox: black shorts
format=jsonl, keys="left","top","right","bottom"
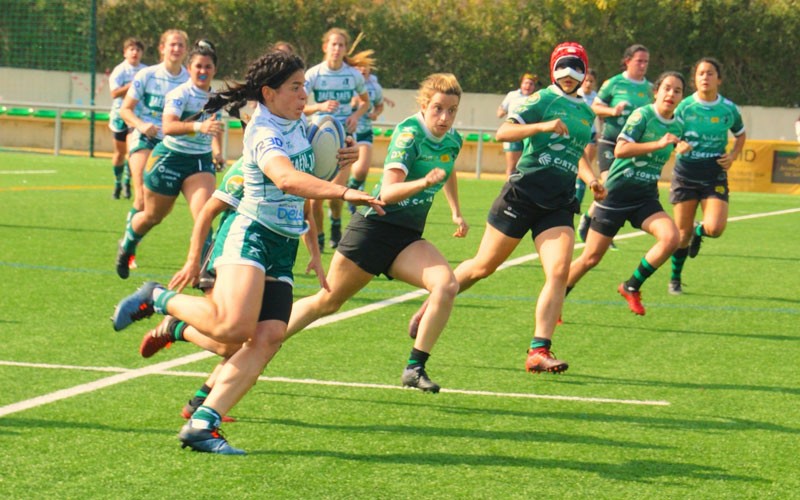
{"left": 487, "top": 183, "right": 578, "bottom": 240}
{"left": 336, "top": 213, "right": 423, "bottom": 278}
{"left": 669, "top": 175, "right": 729, "bottom": 204}
{"left": 590, "top": 198, "right": 665, "bottom": 238}
{"left": 597, "top": 140, "right": 616, "bottom": 173}
{"left": 113, "top": 129, "right": 131, "bottom": 142}
{"left": 259, "top": 280, "right": 293, "bottom": 323}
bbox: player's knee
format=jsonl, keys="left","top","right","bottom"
{"left": 216, "top": 342, "right": 242, "bottom": 358}
{"left": 431, "top": 277, "right": 459, "bottom": 304}
{"left": 212, "top": 321, "right": 255, "bottom": 344}
{"left": 584, "top": 252, "right": 603, "bottom": 269}
{"left": 248, "top": 325, "right": 284, "bottom": 352}
{"left": 315, "top": 292, "right": 344, "bottom": 317}
{"left": 704, "top": 224, "right": 725, "bottom": 238}
{"left": 663, "top": 231, "right": 680, "bottom": 253}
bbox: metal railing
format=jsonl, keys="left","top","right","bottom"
{"left": 1, "top": 101, "right": 500, "bottom": 177}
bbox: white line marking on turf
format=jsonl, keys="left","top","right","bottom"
{"left": 0, "top": 170, "right": 57, "bottom": 174}
{"left": 0, "top": 361, "right": 669, "bottom": 406}
{"left": 3, "top": 206, "right": 798, "bottom": 416}
{"left": 0, "top": 352, "right": 213, "bottom": 418}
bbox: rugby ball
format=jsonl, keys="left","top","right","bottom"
{"left": 307, "top": 115, "right": 345, "bottom": 181}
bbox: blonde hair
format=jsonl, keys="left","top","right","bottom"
{"left": 348, "top": 49, "right": 377, "bottom": 72}
{"left": 416, "top": 73, "right": 462, "bottom": 107}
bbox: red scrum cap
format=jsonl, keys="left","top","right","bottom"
{"left": 550, "top": 42, "right": 589, "bottom": 87}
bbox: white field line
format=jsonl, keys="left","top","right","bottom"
{"left": 2, "top": 206, "right": 799, "bottom": 417}
{"left": 0, "top": 361, "right": 669, "bottom": 406}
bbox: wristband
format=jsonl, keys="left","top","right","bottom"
{"left": 341, "top": 187, "right": 350, "bottom": 200}
{"left": 193, "top": 122, "right": 202, "bottom": 133}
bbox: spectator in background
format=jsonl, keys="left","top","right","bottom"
{"left": 497, "top": 73, "right": 538, "bottom": 177}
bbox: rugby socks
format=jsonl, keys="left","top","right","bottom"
{"left": 126, "top": 207, "right": 138, "bottom": 224}
{"left": 696, "top": 223, "right": 707, "bottom": 238}
{"left": 152, "top": 287, "right": 175, "bottom": 315}
{"left": 530, "top": 337, "right": 551, "bottom": 351}
{"left": 121, "top": 223, "right": 143, "bottom": 254}
{"left": 188, "top": 384, "right": 212, "bottom": 410}
{"left": 113, "top": 164, "right": 124, "bottom": 186}
{"left": 625, "top": 258, "right": 657, "bottom": 291}
{"left": 122, "top": 160, "right": 131, "bottom": 184}
{"left": 173, "top": 320, "right": 188, "bottom": 342}
{"left": 670, "top": 247, "right": 689, "bottom": 281}
{"left": 190, "top": 405, "right": 221, "bottom": 429}
{"left": 330, "top": 217, "right": 341, "bottom": 230}
{"left": 407, "top": 347, "right": 430, "bottom": 368}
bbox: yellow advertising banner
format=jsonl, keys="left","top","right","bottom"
{"left": 727, "top": 140, "right": 800, "bottom": 194}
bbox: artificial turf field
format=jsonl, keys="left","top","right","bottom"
{"left": 1, "top": 151, "right": 799, "bottom": 498}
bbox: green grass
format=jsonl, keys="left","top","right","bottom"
{"left": 1, "top": 151, "right": 799, "bottom": 498}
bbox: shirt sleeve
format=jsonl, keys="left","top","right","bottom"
{"left": 384, "top": 128, "right": 418, "bottom": 175}
{"left": 126, "top": 69, "right": 148, "bottom": 101}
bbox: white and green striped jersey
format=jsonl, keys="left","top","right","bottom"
{"left": 237, "top": 103, "right": 313, "bottom": 238}
{"left": 126, "top": 62, "right": 189, "bottom": 140}
{"left": 604, "top": 104, "right": 684, "bottom": 205}
{"left": 162, "top": 81, "right": 219, "bottom": 155}
{"left": 509, "top": 85, "right": 595, "bottom": 210}
{"left": 361, "top": 112, "right": 462, "bottom": 233}
{"left": 674, "top": 92, "right": 745, "bottom": 182}
{"left": 108, "top": 60, "right": 147, "bottom": 129}
{"left": 595, "top": 72, "right": 654, "bottom": 143}
{"left": 356, "top": 73, "right": 385, "bottom": 134}
{"left": 305, "top": 61, "right": 366, "bottom": 126}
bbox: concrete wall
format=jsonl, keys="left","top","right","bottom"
{"left": 2, "top": 68, "right": 798, "bottom": 141}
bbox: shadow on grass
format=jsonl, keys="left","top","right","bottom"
{"left": 568, "top": 320, "right": 800, "bottom": 343}
{"left": 240, "top": 417, "right": 666, "bottom": 450}
{"left": 0, "top": 223, "right": 117, "bottom": 235}
{"left": 249, "top": 448, "right": 767, "bottom": 484}
{"left": 564, "top": 371, "right": 800, "bottom": 400}
{"left": 0, "top": 417, "right": 175, "bottom": 436}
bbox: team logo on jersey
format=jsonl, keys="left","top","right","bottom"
{"left": 175, "top": 99, "right": 183, "bottom": 107}
{"left": 394, "top": 132, "right": 414, "bottom": 148}
{"left": 629, "top": 110, "right": 643, "bottom": 125}
{"left": 581, "top": 119, "right": 590, "bottom": 126}
{"left": 711, "top": 117, "right": 720, "bottom": 123}
{"left": 538, "top": 153, "right": 552, "bottom": 166}
{"left": 623, "top": 167, "right": 634, "bottom": 178}
{"left": 224, "top": 175, "right": 245, "bottom": 198}
{"left": 440, "top": 154, "right": 451, "bottom": 163}
{"left": 527, "top": 93, "right": 541, "bottom": 106}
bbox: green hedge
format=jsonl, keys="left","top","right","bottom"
{"left": 18, "top": 0, "right": 800, "bottom": 106}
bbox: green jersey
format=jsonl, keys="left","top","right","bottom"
{"left": 604, "top": 104, "right": 684, "bottom": 206}
{"left": 361, "top": 112, "right": 462, "bottom": 233}
{"left": 596, "top": 73, "right": 654, "bottom": 143}
{"left": 213, "top": 157, "right": 245, "bottom": 229}
{"left": 509, "top": 85, "right": 595, "bottom": 210}
{"left": 674, "top": 93, "right": 745, "bottom": 182}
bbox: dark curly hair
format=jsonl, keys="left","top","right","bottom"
{"left": 204, "top": 50, "right": 305, "bottom": 117}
